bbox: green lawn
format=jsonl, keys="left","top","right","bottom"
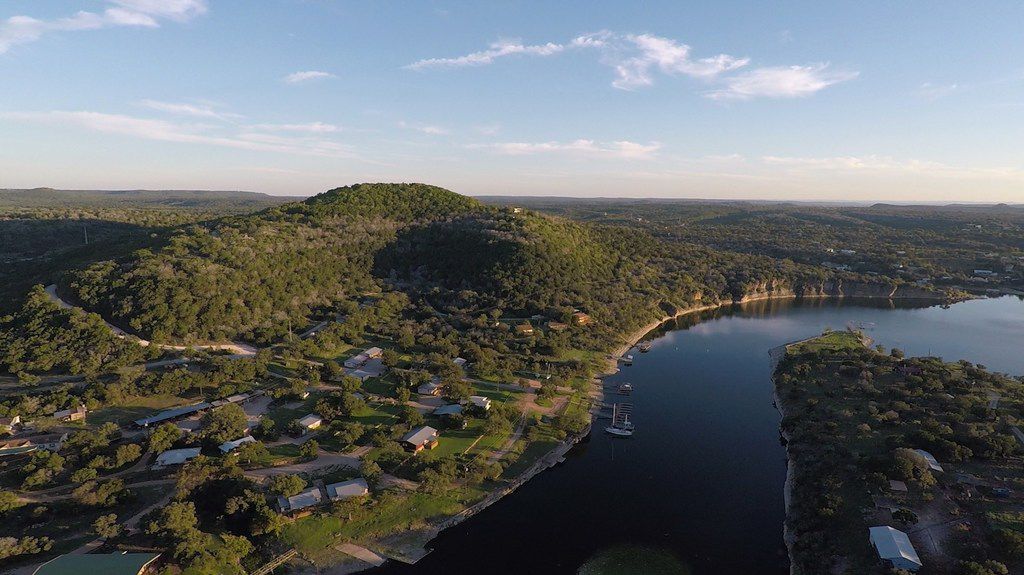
{"left": 788, "top": 330, "right": 865, "bottom": 355}
{"left": 349, "top": 403, "right": 402, "bottom": 427}
{"left": 89, "top": 394, "right": 192, "bottom": 425}
{"left": 266, "top": 395, "right": 320, "bottom": 429}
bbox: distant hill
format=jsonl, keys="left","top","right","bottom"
{"left": 0, "top": 188, "right": 293, "bottom": 212}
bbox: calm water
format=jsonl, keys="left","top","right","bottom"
{"left": 372, "top": 296, "right": 1024, "bottom": 575}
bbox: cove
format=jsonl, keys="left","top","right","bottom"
{"left": 370, "top": 296, "right": 1024, "bottom": 575}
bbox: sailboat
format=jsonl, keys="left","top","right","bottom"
{"left": 605, "top": 403, "right": 634, "bottom": 437}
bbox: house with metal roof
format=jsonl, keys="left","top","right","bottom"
{"left": 913, "top": 449, "right": 944, "bottom": 473}
{"left": 433, "top": 404, "right": 463, "bottom": 416}
{"left": 417, "top": 378, "right": 442, "bottom": 396}
{"left": 133, "top": 402, "right": 212, "bottom": 427}
{"left": 53, "top": 405, "right": 87, "bottom": 422}
{"left": 0, "top": 432, "right": 67, "bottom": 457}
{"left": 326, "top": 478, "right": 369, "bottom": 501}
{"left": 277, "top": 486, "right": 324, "bottom": 513}
{"left": 400, "top": 426, "right": 439, "bottom": 453}
{"left": 154, "top": 447, "right": 201, "bottom": 467}
{"left": 219, "top": 436, "right": 257, "bottom": 453}
{"left": 296, "top": 414, "right": 322, "bottom": 434}
{"left": 469, "top": 395, "right": 492, "bottom": 411}
{"left": 33, "top": 552, "right": 161, "bottom": 575}
{"left": 869, "top": 526, "right": 923, "bottom": 571}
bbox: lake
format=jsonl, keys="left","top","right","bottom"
{"left": 370, "top": 295, "right": 1024, "bottom": 575}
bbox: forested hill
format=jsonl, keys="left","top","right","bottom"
{"left": 61, "top": 183, "right": 849, "bottom": 347}
{"left": 0, "top": 188, "right": 290, "bottom": 212}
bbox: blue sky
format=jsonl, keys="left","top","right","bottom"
{"left": 1, "top": 1, "right": 1022, "bottom": 201}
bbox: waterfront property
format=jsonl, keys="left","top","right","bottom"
{"left": 326, "top": 478, "right": 370, "bottom": 501}
{"left": 868, "top": 526, "right": 923, "bottom": 571}
{"left": 32, "top": 552, "right": 161, "bottom": 575}
{"left": 401, "top": 426, "right": 439, "bottom": 453}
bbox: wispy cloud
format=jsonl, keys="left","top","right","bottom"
{"left": 406, "top": 39, "right": 564, "bottom": 70}
{"left": 139, "top": 99, "right": 241, "bottom": 120}
{"left": 918, "top": 82, "right": 960, "bottom": 101}
{"left": 246, "top": 122, "right": 341, "bottom": 133}
{"left": 475, "top": 139, "right": 661, "bottom": 159}
{"left": 572, "top": 31, "right": 749, "bottom": 90}
{"left": 408, "top": 31, "right": 855, "bottom": 99}
{"left": 705, "top": 64, "right": 858, "bottom": 100}
{"left": 283, "top": 70, "right": 335, "bottom": 84}
{"left": 0, "top": 110, "right": 357, "bottom": 159}
{"left": 761, "top": 155, "right": 1023, "bottom": 179}
{"left": 398, "top": 121, "right": 449, "bottom": 135}
{"left": 0, "top": 0, "right": 206, "bottom": 54}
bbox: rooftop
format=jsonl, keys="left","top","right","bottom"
{"left": 326, "top": 478, "right": 369, "bottom": 500}
{"left": 401, "top": 426, "right": 438, "bottom": 446}
{"left": 155, "top": 447, "right": 201, "bottom": 466}
{"left": 869, "top": 526, "right": 922, "bottom": 568}
{"left": 32, "top": 553, "right": 161, "bottom": 575}
{"left": 279, "top": 486, "right": 323, "bottom": 512}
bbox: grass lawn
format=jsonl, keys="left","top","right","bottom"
{"left": 420, "top": 419, "right": 487, "bottom": 460}
{"left": 360, "top": 376, "right": 394, "bottom": 397}
{"left": 501, "top": 424, "right": 561, "bottom": 478}
{"left": 788, "top": 330, "right": 865, "bottom": 355}
{"left": 349, "top": 403, "right": 402, "bottom": 427}
{"left": 266, "top": 395, "right": 320, "bottom": 429}
{"left": 89, "top": 394, "right": 192, "bottom": 425}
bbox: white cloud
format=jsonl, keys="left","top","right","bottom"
{"left": 408, "top": 31, "right": 855, "bottom": 99}
{"left": 0, "top": 110, "right": 357, "bottom": 159}
{"left": 0, "top": 1, "right": 206, "bottom": 54}
{"left": 398, "top": 121, "right": 449, "bottom": 135}
{"left": 283, "top": 70, "right": 335, "bottom": 84}
{"left": 476, "top": 139, "right": 661, "bottom": 159}
{"left": 760, "top": 155, "right": 1023, "bottom": 179}
{"left": 918, "top": 82, "right": 959, "bottom": 100}
{"left": 406, "top": 39, "right": 564, "bottom": 70}
{"left": 706, "top": 64, "right": 858, "bottom": 100}
{"left": 247, "top": 122, "right": 341, "bottom": 133}
{"left": 139, "top": 99, "right": 240, "bottom": 120}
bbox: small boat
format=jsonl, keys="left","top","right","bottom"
{"left": 623, "top": 354, "right": 634, "bottom": 365}
{"left": 605, "top": 426, "right": 633, "bottom": 437}
{"left": 606, "top": 404, "right": 634, "bottom": 436}
{"left": 618, "top": 383, "right": 633, "bottom": 395}
{"left": 639, "top": 342, "right": 652, "bottom": 353}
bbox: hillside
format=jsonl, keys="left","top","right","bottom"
{"left": 0, "top": 188, "right": 290, "bottom": 212}
{"left": 60, "top": 183, "right": 836, "bottom": 348}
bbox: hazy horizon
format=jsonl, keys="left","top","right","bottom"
{"left": 2, "top": 1, "right": 1022, "bottom": 201}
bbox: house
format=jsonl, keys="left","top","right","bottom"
{"left": 296, "top": 414, "right": 323, "bottom": 434}
{"left": 0, "top": 415, "right": 22, "bottom": 434}
{"left": 0, "top": 432, "right": 67, "bottom": 457}
{"left": 515, "top": 322, "right": 535, "bottom": 336}
{"left": 433, "top": 404, "right": 463, "bottom": 416}
{"left": 888, "top": 480, "right": 909, "bottom": 492}
{"left": 326, "top": 478, "right": 369, "bottom": 501}
{"left": 869, "top": 526, "right": 923, "bottom": 571}
{"left": 277, "top": 486, "right": 323, "bottom": 514}
{"left": 417, "top": 379, "right": 442, "bottom": 396}
{"left": 219, "top": 436, "right": 257, "bottom": 454}
{"left": 133, "top": 402, "right": 212, "bottom": 428}
{"left": 364, "top": 347, "right": 383, "bottom": 359}
{"left": 400, "top": 426, "right": 439, "bottom": 453}
{"left": 453, "top": 357, "right": 467, "bottom": 367}
{"left": 913, "top": 449, "right": 944, "bottom": 473}
{"left": 53, "top": 405, "right": 87, "bottom": 422}
{"left": 32, "top": 553, "right": 162, "bottom": 575}
{"left": 546, "top": 321, "right": 568, "bottom": 332}
{"left": 469, "top": 395, "right": 492, "bottom": 412}
{"left": 571, "top": 311, "right": 592, "bottom": 326}
{"left": 344, "top": 353, "right": 369, "bottom": 368}
{"left": 154, "top": 447, "right": 201, "bottom": 467}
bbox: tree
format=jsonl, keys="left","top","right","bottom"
{"left": 233, "top": 441, "right": 269, "bottom": 465}
{"left": 0, "top": 491, "right": 20, "bottom": 515}
{"left": 400, "top": 405, "right": 424, "bottom": 427}
{"left": 299, "top": 439, "right": 319, "bottom": 460}
{"left": 201, "top": 404, "right": 248, "bottom": 444}
{"left": 114, "top": 443, "right": 143, "bottom": 468}
{"left": 0, "top": 535, "right": 52, "bottom": 561}
{"left": 253, "top": 417, "right": 277, "bottom": 441}
{"left": 268, "top": 474, "right": 306, "bottom": 497}
{"left": 361, "top": 460, "right": 382, "bottom": 484}
{"left": 149, "top": 422, "right": 182, "bottom": 453}
{"left": 93, "top": 513, "right": 122, "bottom": 539}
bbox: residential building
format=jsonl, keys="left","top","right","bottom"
{"left": 154, "top": 447, "right": 201, "bottom": 467}
{"left": 219, "top": 436, "right": 257, "bottom": 454}
{"left": 571, "top": 311, "right": 592, "bottom": 325}
{"left": 297, "top": 414, "right": 322, "bottom": 434}
{"left": 400, "top": 426, "right": 439, "bottom": 453}
{"left": 0, "top": 432, "right": 67, "bottom": 457}
{"left": 277, "top": 486, "right": 323, "bottom": 513}
{"left": 53, "top": 405, "right": 87, "bottom": 422}
{"left": 869, "top": 526, "right": 923, "bottom": 571}
{"left": 515, "top": 322, "right": 535, "bottom": 336}
{"left": 913, "top": 449, "right": 944, "bottom": 473}
{"left": 33, "top": 553, "right": 161, "bottom": 575}
{"left": 0, "top": 415, "right": 22, "bottom": 434}
{"left": 326, "top": 478, "right": 369, "bottom": 501}
{"left": 469, "top": 395, "right": 492, "bottom": 411}
{"left": 433, "top": 404, "right": 463, "bottom": 416}
{"left": 417, "top": 380, "right": 442, "bottom": 396}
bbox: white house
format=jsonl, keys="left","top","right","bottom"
{"left": 869, "top": 526, "right": 923, "bottom": 571}
{"left": 154, "top": 447, "right": 201, "bottom": 467}
{"left": 277, "top": 486, "right": 323, "bottom": 513}
{"left": 219, "top": 436, "right": 257, "bottom": 454}
{"left": 913, "top": 449, "right": 944, "bottom": 473}
{"left": 297, "top": 414, "right": 322, "bottom": 434}
{"left": 326, "top": 478, "right": 369, "bottom": 501}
